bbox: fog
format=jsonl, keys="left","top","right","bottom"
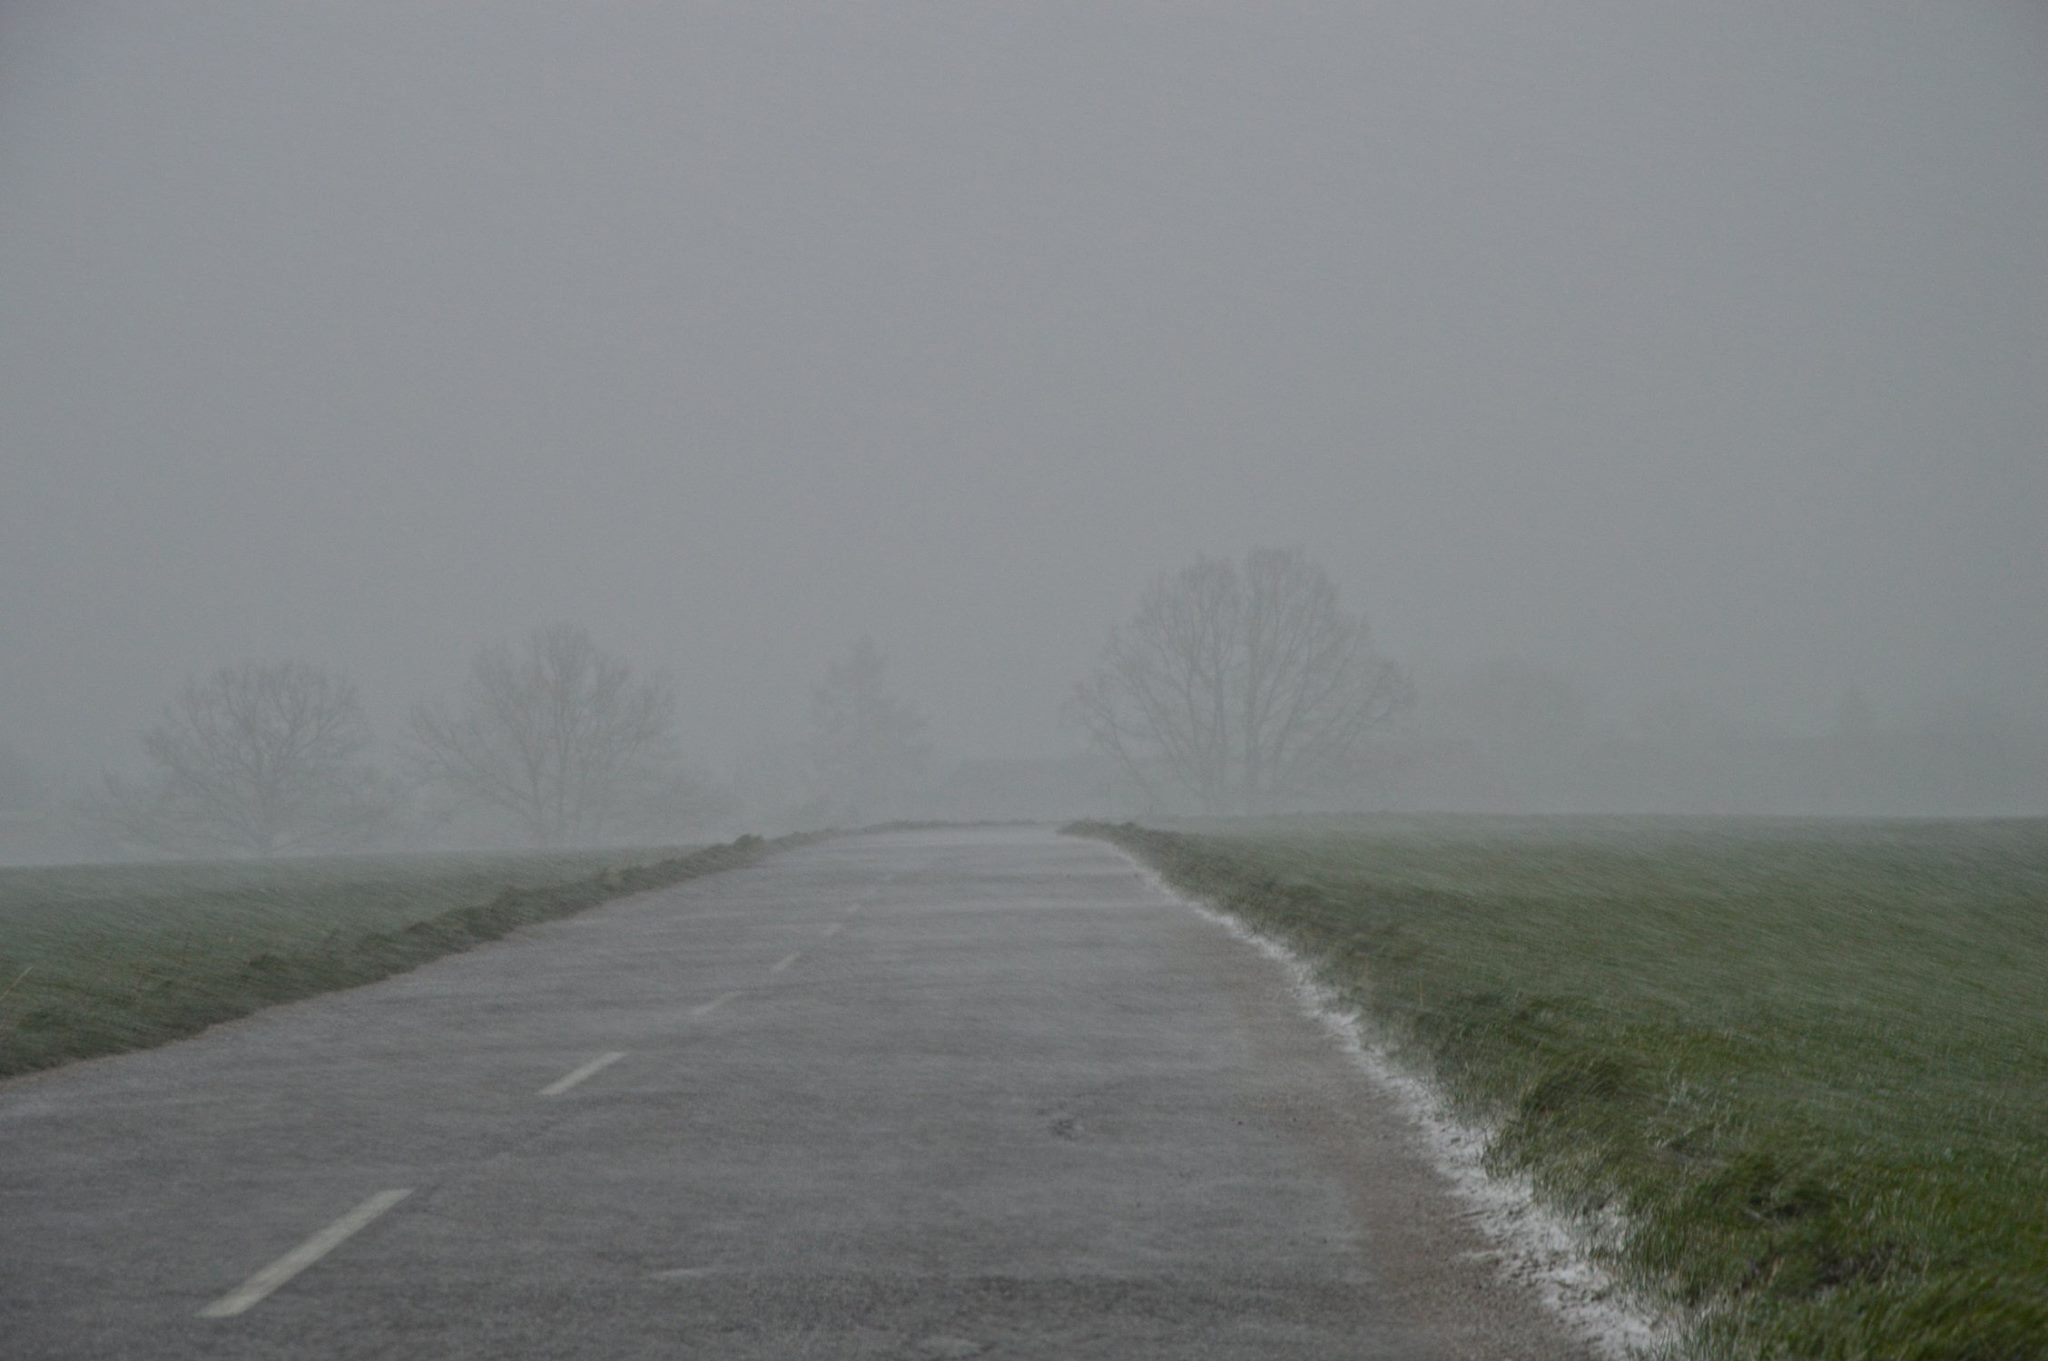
{"left": 4, "top": 3, "right": 2046, "bottom": 851}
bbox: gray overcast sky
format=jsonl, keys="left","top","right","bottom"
{"left": 4, "top": 1, "right": 2046, "bottom": 778}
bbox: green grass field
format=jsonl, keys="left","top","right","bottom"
{"left": 1072, "top": 816, "right": 2048, "bottom": 1360}
{"left": 0, "top": 839, "right": 774, "bottom": 1079}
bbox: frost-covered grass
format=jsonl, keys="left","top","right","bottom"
{"left": 1071, "top": 815, "right": 2048, "bottom": 1360}
{"left": 0, "top": 840, "right": 773, "bottom": 1078}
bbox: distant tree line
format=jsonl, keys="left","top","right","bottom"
{"left": 19, "top": 538, "right": 2032, "bottom": 859}
{"left": 76, "top": 626, "right": 717, "bottom": 858}
{"left": 72, "top": 625, "right": 937, "bottom": 860}
{"left": 61, "top": 548, "right": 1404, "bottom": 857}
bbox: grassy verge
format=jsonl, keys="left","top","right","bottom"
{"left": 1070, "top": 816, "right": 2048, "bottom": 1360}
{"left": 0, "top": 834, "right": 800, "bottom": 1079}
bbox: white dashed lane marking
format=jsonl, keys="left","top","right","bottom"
{"left": 199, "top": 1189, "right": 413, "bottom": 1318}
{"left": 538, "top": 1051, "right": 626, "bottom": 1098}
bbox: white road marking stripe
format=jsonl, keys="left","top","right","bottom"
{"left": 690, "top": 991, "right": 740, "bottom": 1019}
{"left": 199, "top": 1188, "right": 412, "bottom": 1318}
{"left": 820, "top": 922, "right": 843, "bottom": 938}
{"left": 538, "top": 1050, "right": 627, "bottom": 1097}
{"left": 770, "top": 952, "right": 801, "bottom": 974}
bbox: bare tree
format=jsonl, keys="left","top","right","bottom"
{"left": 808, "top": 637, "right": 930, "bottom": 823}
{"left": 1071, "top": 548, "right": 1412, "bottom": 813}
{"left": 410, "top": 623, "right": 677, "bottom": 847}
{"left": 83, "top": 661, "right": 392, "bottom": 858}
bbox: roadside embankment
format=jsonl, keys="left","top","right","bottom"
{"left": 1068, "top": 816, "right": 2048, "bottom": 1360}
{"left": 0, "top": 833, "right": 812, "bottom": 1079}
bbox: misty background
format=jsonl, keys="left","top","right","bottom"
{"left": 4, "top": 2, "right": 2046, "bottom": 858}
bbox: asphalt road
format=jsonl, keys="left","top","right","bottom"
{"left": 1, "top": 827, "right": 1592, "bottom": 1359}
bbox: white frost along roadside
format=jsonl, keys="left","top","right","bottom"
{"left": 1114, "top": 849, "right": 1678, "bottom": 1361}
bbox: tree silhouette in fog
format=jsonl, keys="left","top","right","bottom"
{"left": 1072, "top": 548, "right": 1411, "bottom": 814}
{"left": 411, "top": 624, "right": 677, "bottom": 847}
{"left": 84, "top": 661, "right": 391, "bottom": 858}
{"left": 807, "top": 638, "right": 929, "bottom": 824}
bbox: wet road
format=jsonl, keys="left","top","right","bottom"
{"left": 1, "top": 827, "right": 1590, "bottom": 1359}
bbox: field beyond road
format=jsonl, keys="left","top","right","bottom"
{"left": 0, "top": 840, "right": 776, "bottom": 1079}
{"left": 1071, "top": 816, "right": 2048, "bottom": 1360}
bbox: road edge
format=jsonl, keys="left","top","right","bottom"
{"left": 0, "top": 831, "right": 829, "bottom": 1086}
{"left": 1066, "top": 820, "right": 1681, "bottom": 1361}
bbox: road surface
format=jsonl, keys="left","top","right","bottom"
{"left": 1, "top": 827, "right": 1592, "bottom": 1359}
